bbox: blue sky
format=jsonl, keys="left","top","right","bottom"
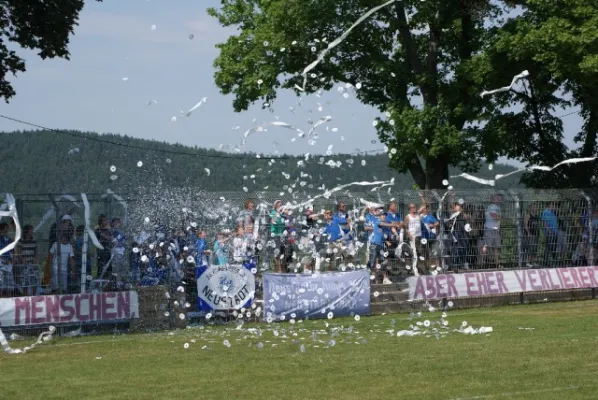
{"left": 0, "top": 0, "right": 583, "bottom": 163}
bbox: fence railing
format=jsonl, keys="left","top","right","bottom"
{"left": 1, "top": 189, "right": 598, "bottom": 329}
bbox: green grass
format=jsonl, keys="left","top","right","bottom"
{"left": 2, "top": 301, "right": 598, "bottom": 400}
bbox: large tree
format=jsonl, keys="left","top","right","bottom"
{"left": 0, "top": 0, "right": 100, "bottom": 102}
{"left": 209, "top": 0, "right": 523, "bottom": 189}
{"left": 474, "top": 0, "right": 598, "bottom": 189}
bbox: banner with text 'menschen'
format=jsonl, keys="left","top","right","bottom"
{"left": 263, "top": 270, "right": 370, "bottom": 320}
{"left": 408, "top": 266, "right": 598, "bottom": 301}
{"left": 0, "top": 291, "right": 139, "bottom": 327}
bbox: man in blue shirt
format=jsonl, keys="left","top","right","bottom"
{"left": 195, "top": 230, "right": 210, "bottom": 266}
{"left": 324, "top": 210, "right": 343, "bottom": 243}
{"left": 384, "top": 201, "right": 402, "bottom": 255}
{"left": 319, "top": 210, "right": 345, "bottom": 271}
{"left": 362, "top": 206, "right": 378, "bottom": 242}
{"left": 420, "top": 205, "right": 440, "bottom": 273}
{"left": 368, "top": 210, "right": 396, "bottom": 284}
{"left": 541, "top": 202, "right": 559, "bottom": 267}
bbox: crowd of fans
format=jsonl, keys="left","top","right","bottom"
{"left": 1, "top": 193, "right": 598, "bottom": 298}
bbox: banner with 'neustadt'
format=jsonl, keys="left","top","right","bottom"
{"left": 408, "top": 266, "right": 598, "bottom": 301}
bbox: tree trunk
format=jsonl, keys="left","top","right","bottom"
{"left": 425, "top": 156, "right": 449, "bottom": 189}
{"left": 571, "top": 105, "right": 598, "bottom": 188}
{"left": 407, "top": 154, "right": 427, "bottom": 189}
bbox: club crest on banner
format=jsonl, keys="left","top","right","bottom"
{"left": 196, "top": 263, "right": 255, "bottom": 311}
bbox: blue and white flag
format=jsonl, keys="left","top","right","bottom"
{"left": 196, "top": 261, "right": 256, "bottom": 311}
{"left": 263, "top": 270, "right": 370, "bottom": 320}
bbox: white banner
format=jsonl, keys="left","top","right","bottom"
{"left": 0, "top": 291, "right": 139, "bottom": 327}
{"left": 408, "top": 266, "right": 598, "bottom": 301}
{"left": 197, "top": 264, "right": 255, "bottom": 310}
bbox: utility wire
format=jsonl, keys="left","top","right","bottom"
{"left": 0, "top": 114, "right": 385, "bottom": 160}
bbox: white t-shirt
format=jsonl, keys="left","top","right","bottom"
{"left": 407, "top": 214, "right": 422, "bottom": 238}
{"left": 485, "top": 204, "right": 501, "bottom": 230}
{"left": 50, "top": 243, "right": 74, "bottom": 271}
{"left": 233, "top": 237, "right": 246, "bottom": 262}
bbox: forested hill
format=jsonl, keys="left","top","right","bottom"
{"left": 0, "top": 130, "right": 523, "bottom": 194}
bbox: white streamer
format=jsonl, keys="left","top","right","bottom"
{"left": 360, "top": 198, "right": 384, "bottom": 208}
{"left": 243, "top": 121, "right": 305, "bottom": 138}
{"left": 81, "top": 194, "right": 104, "bottom": 250}
{"left": 297, "top": 0, "right": 397, "bottom": 91}
{"left": 449, "top": 173, "right": 495, "bottom": 187}
{"left": 182, "top": 97, "right": 207, "bottom": 117}
{"left": 306, "top": 116, "right": 332, "bottom": 137}
{"left": 0, "top": 194, "right": 21, "bottom": 257}
{"left": 451, "top": 157, "right": 597, "bottom": 187}
{"left": 1, "top": 325, "right": 55, "bottom": 354}
{"left": 282, "top": 179, "right": 394, "bottom": 210}
{"left": 481, "top": 70, "right": 529, "bottom": 97}
{"left": 495, "top": 157, "right": 597, "bottom": 180}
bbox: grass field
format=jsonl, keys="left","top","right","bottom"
{"left": 2, "top": 300, "right": 598, "bottom": 400}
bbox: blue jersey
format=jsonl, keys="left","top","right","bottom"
{"left": 333, "top": 212, "right": 349, "bottom": 234}
{"left": 384, "top": 212, "right": 401, "bottom": 237}
{"left": 370, "top": 218, "right": 384, "bottom": 246}
{"left": 421, "top": 214, "right": 439, "bottom": 240}
{"left": 541, "top": 209, "right": 558, "bottom": 235}
{"left": 364, "top": 213, "right": 377, "bottom": 241}
{"left": 325, "top": 222, "right": 343, "bottom": 242}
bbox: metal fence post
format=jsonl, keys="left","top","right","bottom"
{"left": 509, "top": 190, "right": 523, "bottom": 269}
{"left": 432, "top": 189, "right": 447, "bottom": 271}
{"left": 580, "top": 190, "right": 593, "bottom": 266}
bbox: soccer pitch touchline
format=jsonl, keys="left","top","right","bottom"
{"left": 451, "top": 384, "right": 596, "bottom": 400}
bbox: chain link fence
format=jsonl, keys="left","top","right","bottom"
{"left": 1, "top": 188, "right": 597, "bottom": 336}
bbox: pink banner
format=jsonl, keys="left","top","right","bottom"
{"left": 0, "top": 292, "right": 139, "bottom": 327}
{"left": 408, "top": 267, "right": 598, "bottom": 301}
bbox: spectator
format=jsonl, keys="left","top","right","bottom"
{"left": 237, "top": 199, "right": 255, "bottom": 235}
{"left": 383, "top": 201, "right": 402, "bottom": 260}
{"left": 16, "top": 224, "right": 38, "bottom": 296}
{"left": 420, "top": 203, "right": 440, "bottom": 273}
{"left": 195, "top": 230, "right": 210, "bottom": 265}
{"left": 47, "top": 233, "right": 75, "bottom": 294}
{"left": 95, "top": 214, "right": 113, "bottom": 278}
{"left": 404, "top": 202, "right": 425, "bottom": 275}
{"left": 333, "top": 202, "right": 353, "bottom": 263}
{"left": 368, "top": 209, "right": 395, "bottom": 284}
{"left": 111, "top": 217, "right": 129, "bottom": 287}
{"left": 445, "top": 203, "right": 469, "bottom": 271}
{"left": 0, "top": 222, "right": 15, "bottom": 297}
{"left": 233, "top": 227, "right": 247, "bottom": 262}
{"left": 484, "top": 195, "right": 503, "bottom": 269}
{"left": 360, "top": 205, "right": 377, "bottom": 241}
{"left": 269, "top": 200, "right": 288, "bottom": 272}
{"left": 49, "top": 214, "right": 75, "bottom": 249}
{"left": 523, "top": 203, "right": 540, "bottom": 268}
{"left": 213, "top": 231, "right": 230, "bottom": 265}
{"left": 542, "top": 202, "right": 559, "bottom": 267}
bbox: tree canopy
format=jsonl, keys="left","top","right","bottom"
{"left": 209, "top": 0, "right": 598, "bottom": 189}
{"left": 0, "top": 0, "right": 101, "bottom": 102}
{"left": 475, "top": 0, "right": 598, "bottom": 188}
